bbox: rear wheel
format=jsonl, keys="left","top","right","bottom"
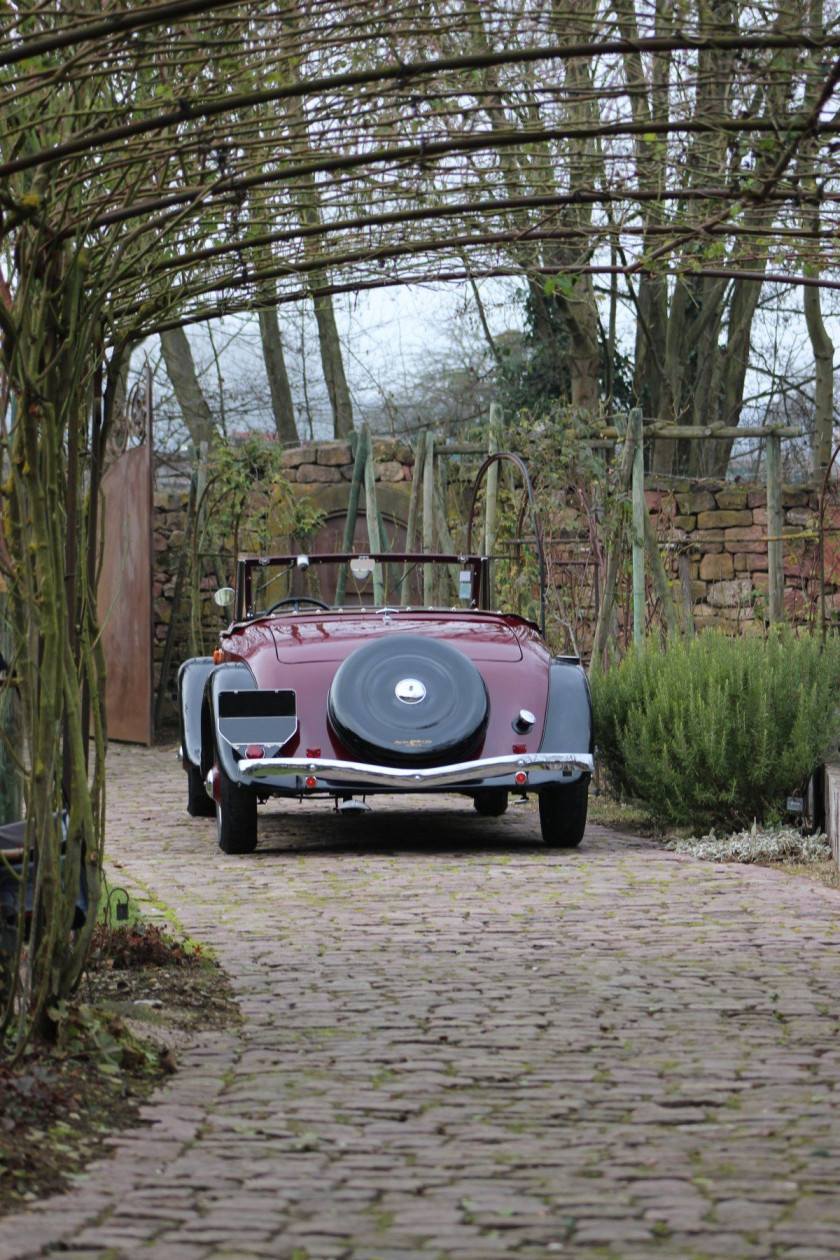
{"left": 538, "top": 777, "right": 589, "bottom": 848}
{"left": 473, "top": 788, "right": 508, "bottom": 817}
{"left": 216, "top": 762, "right": 258, "bottom": 854}
{"left": 187, "top": 762, "right": 215, "bottom": 817}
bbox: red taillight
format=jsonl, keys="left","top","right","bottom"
{"left": 512, "top": 744, "right": 527, "bottom": 754}
{"left": 306, "top": 748, "right": 321, "bottom": 758}
{"left": 245, "top": 745, "right": 264, "bottom": 759}
{"left": 305, "top": 776, "right": 317, "bottom": 789}
{"left": 515, "top": 771, "right": 528, "bottom": 786}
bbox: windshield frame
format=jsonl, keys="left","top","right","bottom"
{"left": 234, "top": 552, "right": 488, "bottom": 622}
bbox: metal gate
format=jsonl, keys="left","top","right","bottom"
{"left": 98, "top": 371, "right": 154, "bottom": 744}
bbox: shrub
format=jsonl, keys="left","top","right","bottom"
{"left": 590, "top": 630, "right": 840, "bottom": 830}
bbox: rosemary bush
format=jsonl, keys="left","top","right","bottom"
{"left": 590, "top": 630, "right": 840, "bottom": 830}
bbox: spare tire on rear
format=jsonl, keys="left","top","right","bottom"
{"left": 328, "top": 634, "right": 488, "bottom": 766}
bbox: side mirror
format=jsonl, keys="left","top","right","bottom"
{"left": 213, "top": 587, "right": 235, "bottom": 608}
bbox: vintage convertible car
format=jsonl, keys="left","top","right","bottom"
{"left": 178, "top": 546, "right": 594, "bottom": 855}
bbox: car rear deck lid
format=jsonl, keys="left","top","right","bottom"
{"left": 269, "top": 613, "right": 523, "bottom": 662}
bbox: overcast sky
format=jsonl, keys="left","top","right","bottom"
{"left": 141, "top": 271, "right": 840, "bottom": 468}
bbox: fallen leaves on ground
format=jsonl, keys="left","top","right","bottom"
{"left": 0, "top": 924, "right": 237, "bottom": 1216}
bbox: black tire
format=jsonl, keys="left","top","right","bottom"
{"left": 187, "top": 761, "right": 215, "bottom": 817}
{"left": 328, "top": 634, "right": 488, "bottom": 766}
{"left": 538, "top": 777, "right": 589, "bottom": 848}
{"left": 216, "top": 762, "right": 258, "bottom": 854}
{"left": 473, "top": 788, "right": 509, "bottom": 817}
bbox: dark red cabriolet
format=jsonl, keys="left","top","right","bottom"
{"left": 178, "top": 549, "right": 593, "bottom": 853}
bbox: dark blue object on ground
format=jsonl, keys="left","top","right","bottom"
{"left": 0, "top": 814, "right": 88, "bottom": 953}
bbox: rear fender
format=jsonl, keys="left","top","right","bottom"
{"left": 206, "top": 663, "right": 298, "bottom": 784}
{"left": 178, "top": 657, "right": 215, "bottom": 769}
{"left": 204, "top": 662, "right": 258, "bottom": 782}
{"left": 536, "top": 659, "right": 593, "bottom": 782}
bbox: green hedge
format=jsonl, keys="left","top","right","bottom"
{"left": 590, "top": 630, "right": 840, "bottom": 830}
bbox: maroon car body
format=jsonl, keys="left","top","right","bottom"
{"left": 178, "top": 550, "right": 594, "bottom": 853}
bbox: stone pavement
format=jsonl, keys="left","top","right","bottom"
{"left": 2, "top": 745, "right": 840, "bottom": 1260}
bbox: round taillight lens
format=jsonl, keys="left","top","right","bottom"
{"left": 245, "top": 745, "right": 264, "bottom": 759}
{"left": 515, "top": 771, "right": 528, "bottom": 786}
{"left": 305, "top": 776, "right": 317, "bottom": 789}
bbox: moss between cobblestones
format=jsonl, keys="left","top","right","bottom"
{"left": 591, "top": 793, "right": 840, "bottom": 889}
{"left": 587, "top": 792, "right": 658, "bottom": 835}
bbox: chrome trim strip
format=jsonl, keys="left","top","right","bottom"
{"left": 236, "top": 751, "right": 594, "bottom": 789}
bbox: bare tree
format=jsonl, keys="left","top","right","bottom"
{"left": 278, "top": 7, "right": 354, "bottom": 438}
{"left": 800, "top": 0, "right": 836, "bottom": 477}
{"left": 258, "top": 305, "right": 300, "bottom": 443}
{"left": 159, "top": 327, "right": 218, "bottom": 449}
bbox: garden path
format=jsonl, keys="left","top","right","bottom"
{"left": 2, "top": 743, "right": 840, "bottom": 1259}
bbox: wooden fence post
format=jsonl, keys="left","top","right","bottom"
{"left": 423, "top": 432, "right": 435, "bottom": 605}
{"left": 484, "top": 402, "right": 503, "bottom": 555}
{"left": 362, "top": 427, "right": 385, "bottom": 605}
{"left": 484, "top": 403, "right": 503, "bottom": 608}
{"left": 590, "top": 413, "right": 636, "bottom": 670}
{"left": 400, "top": 430, "right": 426, "bottom": 605}
{"left": 434, "top": 480, "right": 459, "bottom": 602}
{"left": 677, "top": 552, "right": 695, "bottom": 637}
{"left": 630, "top": 407, "right": 646, "bottom": 647}
{"left": 335, "top": 424, "right": 368, "bottom": 606}
{"left": 766, "top": 430, "right": 784, "bottom": 624}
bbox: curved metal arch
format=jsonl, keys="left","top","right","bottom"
{"left": 466, "top": 452, "right": 546, "bottom": 637}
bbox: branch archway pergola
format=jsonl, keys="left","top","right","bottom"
{"left": 3, "top": 0, "right": 840, "bottom": 344}
{"left": 6, "top": 0, "right": 840, "bottom": 1047}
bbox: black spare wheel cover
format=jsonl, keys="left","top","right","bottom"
{"left": 328, "top": 634, "right": 489, "bottom": 765}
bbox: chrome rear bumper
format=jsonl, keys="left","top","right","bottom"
{"left": 236, "top": 751, "right": 594, "bottom": 790}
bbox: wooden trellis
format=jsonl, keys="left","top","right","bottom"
{"left": 369, "top": 407, "right": 803, "bottom": 648}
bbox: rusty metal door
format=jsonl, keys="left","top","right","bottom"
{"left": 98, "top": 373, "right": 154, "bottom": 744}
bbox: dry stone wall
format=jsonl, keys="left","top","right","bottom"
{"left": 151, "top": 441, "right": 836, "bottom": 725}
{"left": 152, "top": 440, "right": 415, "bottom": 724}
{"left": 278, "top": 438, "right": 414, "bottom": 483}
{"left": 647, "top": 478, "right": 833, "bottom": 633}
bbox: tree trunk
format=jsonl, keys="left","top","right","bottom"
{"left": 651, "top": 275, "right": 692, "bottom": 473}
{"left": 800, "top": 0, "right": 835, "bottom": 478}
{"left": 159, "top": 327, "right": 216, "bottom": 449}
{"left": 310, "top": 282, "right": 354, "bottom": 438}
{"left": 108, "top": 342, "right": 135, "bottom": 425}
{"left": 617, "top": 0, "right": 671, "bottom": 422}
{"left": 279, "top": 11, "right": 354, "bottom": 439}
{"left": 562, "top": 285, "right": 602, "bottom": 414}
{"left": 460, "top": 0, "right": 604, "bottom": 416}
{"left": 548, "top": 0, "right": 603, "bottom": 419}
{"left": 258, "top": 307, "right": 299, "bottom": 443}
{"left": 803, "top": 223, "right": 835, "bottom": 479}
{"left": 703, "top": 266, "right": 765, "bottom": 475}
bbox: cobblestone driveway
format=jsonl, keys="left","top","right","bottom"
{"left": 2, "top": 743, "right": 840, "bottom": 1259}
